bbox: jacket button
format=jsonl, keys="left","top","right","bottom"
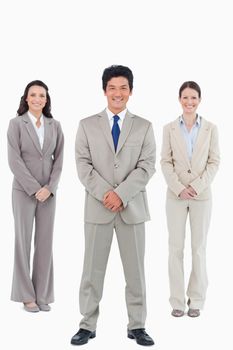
{"left": 188, "top": 169, "right": 191, "bottom": 173}
{"left": 114, "top": 184, "right": 118, "bottom": 188}
{"left": 114, "top": 164, "right": 119, "bottom": 168}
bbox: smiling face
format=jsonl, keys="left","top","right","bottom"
{"left": 26, "top": 85, "right": 47, "bottom": 116}
{"left": 104, "top": 76, "right": 132, "bottom": 114}
{"left": 179, "top": 87, "right": 201, "bottom": 116}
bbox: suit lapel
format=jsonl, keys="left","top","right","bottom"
{"left": 191, "top": 118, "right": 209, "bottom": 163}
{"left": 98, "top": 110, "right": 115, "bottom": 154}
{"left": 42, "top": 117, "right": 53, "bottom": 154}
{"left": 172, "top": 118, "right": 191, "bottom": 166}
{"left": 23, "top": 113, "right": 42, "bottom": 155}
{"left": 116, "top": 111, "right": 134, "bottom": 155}
{"left": 98, "top": 110, "right": 134, "bottom": 155}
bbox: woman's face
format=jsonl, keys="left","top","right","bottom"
{"left": 26, "top": 85, "right": 47, "bottom": 115}
{"left": 179, "top": 87, "right": 201, "bottom": 115}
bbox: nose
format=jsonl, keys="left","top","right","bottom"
{"left": 33, "top": 95, "right": 40, "bottom": 101}
{"left": 114, "top": 89, "right": 121, "bottom": 96}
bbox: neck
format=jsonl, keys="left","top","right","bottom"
{"left": 108, "top": 107, "right": 126, "bottom": 115}
{"left": 29, "top": 110, "right": 42, "bottom": 119}
{"left": 182, "top": 113, "right": 197, "bottom": 125}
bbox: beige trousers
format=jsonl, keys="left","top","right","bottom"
{"left": 166, "top": 198, "right": 212, "bottom": 311}
{"left": 79, "top": 214, "right": 146, "bottom": 331}
{"left": 11, "top": 189, "right": 56, "bottom": 304}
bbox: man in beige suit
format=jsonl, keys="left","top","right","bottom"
{"left": 71, "top": 65, "right": 155, "bottom": 346}
{"left": 161, "top": 81, "right": 220, "bottom": 318}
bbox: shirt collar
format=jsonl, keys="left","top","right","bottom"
{"left": 28, "top": 111, "right": 44, "bottom": 126}
{"left": 106, "top": 107, "right": 127, "bottom": 122}
{"left": 179, "top": 114, "right": 201, "bottom": 126}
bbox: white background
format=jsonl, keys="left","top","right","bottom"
{"left": 0, "top": 0, "right": 231, "bottom": 349}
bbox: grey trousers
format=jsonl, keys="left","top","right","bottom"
{"left": 166, "top": 198, "right": 212, "bottom": 310}
{"left": 11, "top": 189, "right": 56, "bottom": 304}
{"left": 79, "top": 214, "right": 146, "bottom": 331}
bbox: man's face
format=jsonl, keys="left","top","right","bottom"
{"left": 104, "top": 76, "right": 132, "bottom": 114}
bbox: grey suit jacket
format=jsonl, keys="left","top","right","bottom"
{"left": 75, "top": 110, "right": 156, "bottom": 224}
{"left": 161, "top": 117, "right": 220, "bottom": 200}
{"left": 8, "top": 113, "right": 64, "bottom": 196}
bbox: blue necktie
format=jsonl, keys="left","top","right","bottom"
{"left": 112, "top": 115, "right": 120, "bottom": 152}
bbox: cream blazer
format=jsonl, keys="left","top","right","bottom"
{"left": 161, "top": 117, "right": 220, "bottom": 200}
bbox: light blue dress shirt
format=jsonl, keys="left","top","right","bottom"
{"left": 179, "top": 115, "right": 201, "bottom": 160}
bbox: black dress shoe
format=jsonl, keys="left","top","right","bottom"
{"left": 128, "top": 328, "right": 154, "bottom": 346}
{"left": 71, "top": 328, "right": 96, "bottom": 345}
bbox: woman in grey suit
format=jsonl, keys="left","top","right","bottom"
{"left": 7, "top": 80, "right": 64, "bottom": 312}
{"left": 161, "top": 81, "right": 220, "bottom": 318}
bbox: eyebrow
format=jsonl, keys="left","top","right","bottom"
{"left": 30, "top": 92, "right": 46, "bottom": 96}
{"left": 182, "top": 95, "right": 197, "bottom": 98}
{"left": 108, "top": 84, "right": 129, "bottom": 88}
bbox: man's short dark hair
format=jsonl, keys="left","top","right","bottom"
{"left": 102, "top": 65, "right": 133, "bottom": 91}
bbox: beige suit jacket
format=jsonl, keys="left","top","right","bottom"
{"left": 161, "top": 117, "right": 220, "bottom": 200}
{"left": 75, "top": 110, "right": 156, "bottom": 224}
{"left": 8, "top": 113, "right": 64, "bottom": 196}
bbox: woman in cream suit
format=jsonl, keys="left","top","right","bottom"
{"left": 161, "top": 81, "right": 220, "bottom": 317}
{"left": 7, "top": 80, "right": 64, "bottom": 312}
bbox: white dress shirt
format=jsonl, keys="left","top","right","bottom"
{"left": 28, "top": 111, "right": 45, "bottom": 149}
{"left": 106, "top": 108, "right": 127, "bottom": 130}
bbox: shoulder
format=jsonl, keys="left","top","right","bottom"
{"left": 8, "top": 114, "right": 27, "bottom": 129}
{"left": 128, "top": 111, "right": 150, "bottom": 124}
{"left": 79, "top": 113, "right": 100, "bottom": 125}
{"left": 9, "top": 115, "right": 23, "bottom": 124}
{"left": 128, "top": 112, "right": 153, "bottom": 129}
{"left": 163, "top": 117, "right": 179, "bottom": 131}
{"left": 78, "top": 112, "right": 106, "bottom": 133}
{"left": 46, "top": 117, "right": 60, "bottom": 126}
{"left": 200, "top": 117, "right": 217, "bottom": 130}
{"left": 44, "top": 117, "right": 63, "bottom": 133}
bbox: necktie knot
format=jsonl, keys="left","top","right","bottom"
{"left": 113, "top": 115, "right": 120, "bottom": 123}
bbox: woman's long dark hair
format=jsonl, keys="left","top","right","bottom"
{"left": 17, "top": 80, "right": 53, "bottom": 118}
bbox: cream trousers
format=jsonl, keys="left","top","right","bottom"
{"left": 166, "top": 198, "right": 212, "bottom": 311}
